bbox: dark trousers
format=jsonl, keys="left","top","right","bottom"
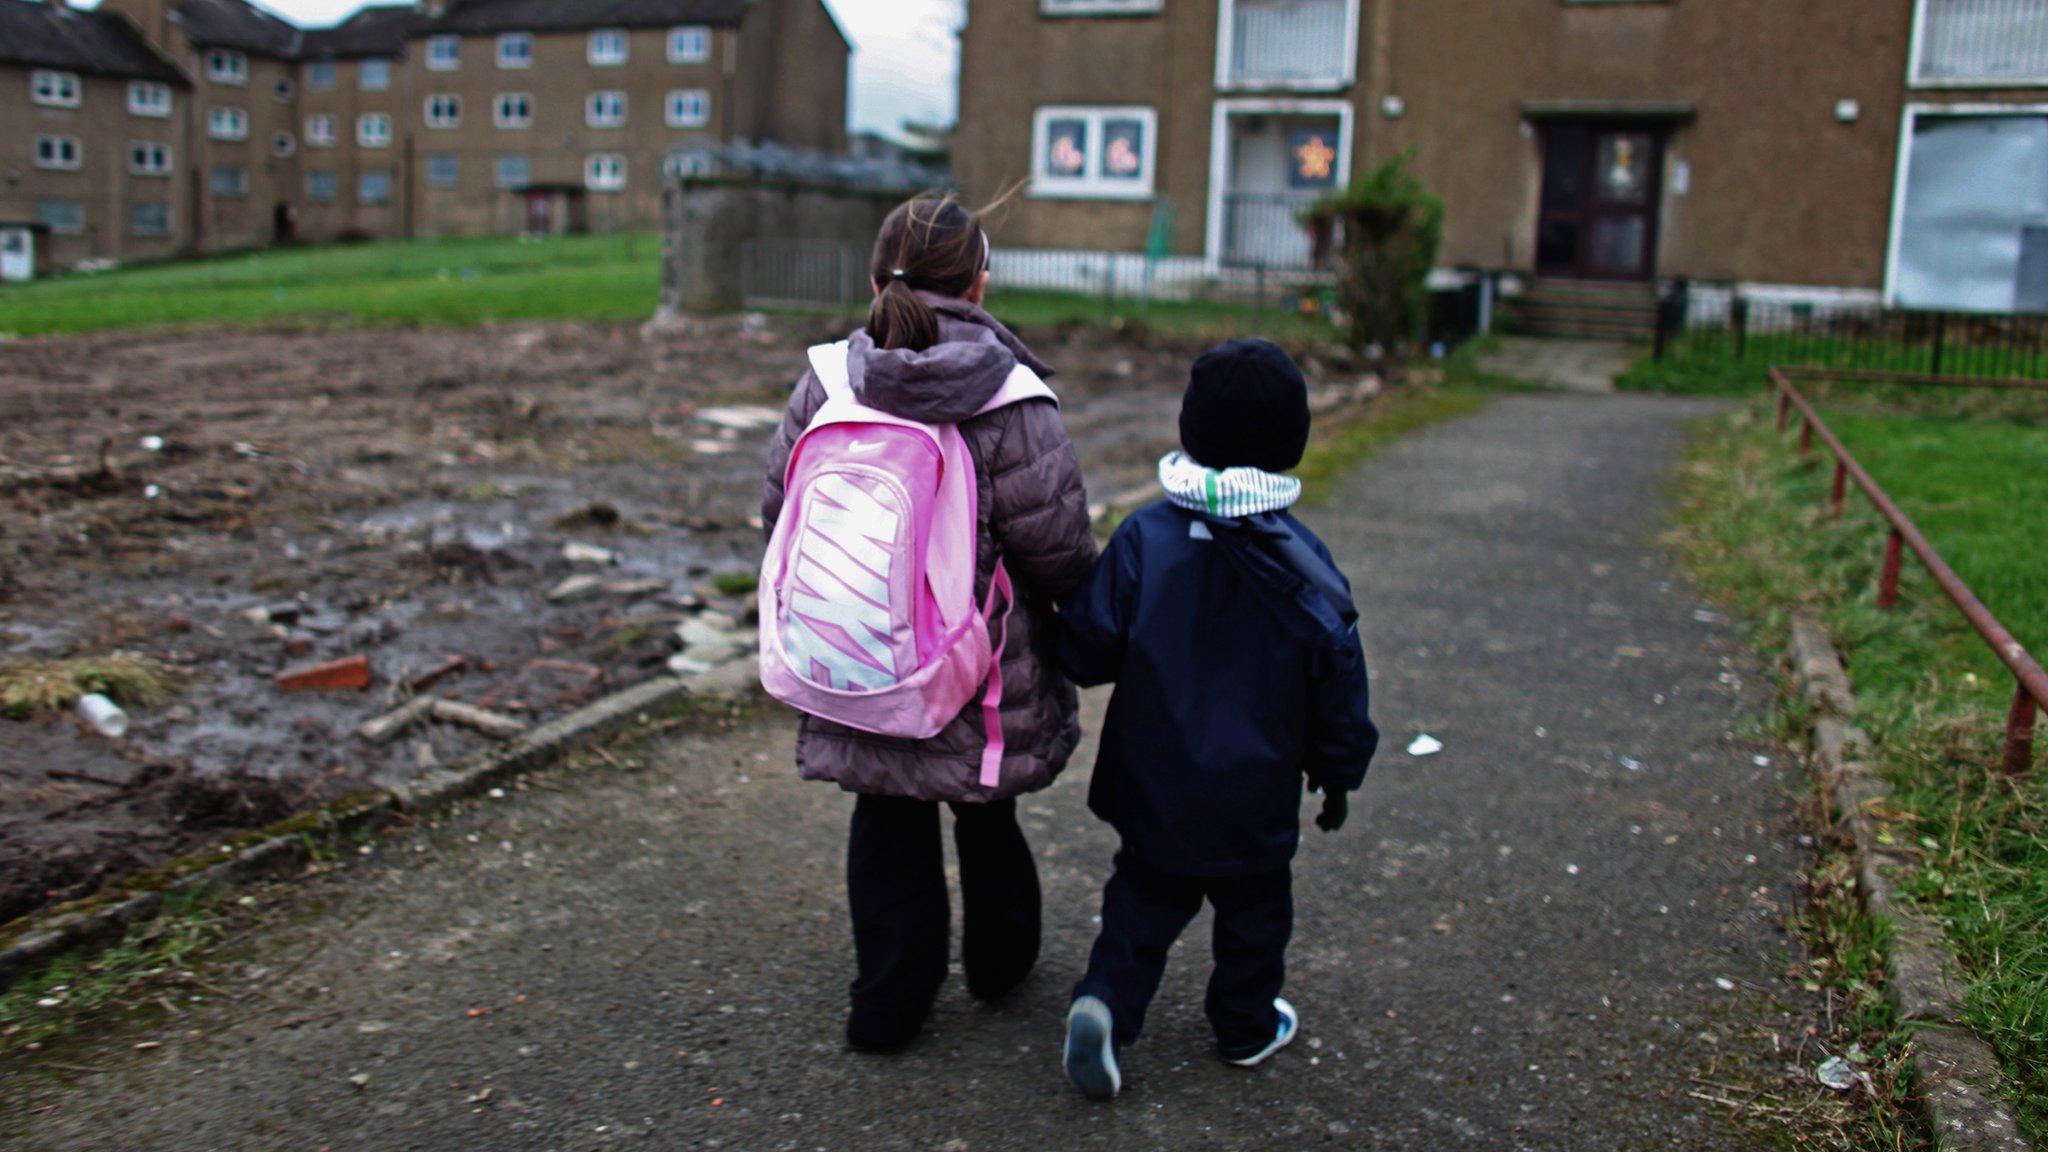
{"left": 846, "top": 793, "right": 1042, "bottom": 1050}
{"left": 1074, "top": 850, "right": 1293, "bottom": 1060}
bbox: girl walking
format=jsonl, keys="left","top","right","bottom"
{"left": 760, "top": 194, "right": 1097, "bottom": 1051}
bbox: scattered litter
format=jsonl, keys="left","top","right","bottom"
{"left": 1565, "top": 864, "right": 1580, "bottom": 875}
{"left": 1816, "top": 1056, "right": 1857, "bottom": 1091}
{"left": 407, "top": 654, "right": 468, "bottom": 693}
{"left": 357, "top": 696, "right": 437, "bottom": 746}
{"left": 139, "top": 436, "right": 165, "bottom": 452}
{"left": 75, "top": 693, "right": 130, "bottom": 739}
{"left": 1752, "top": 755, "right": 1773, "bottom": 768}
{"left": 690, "top": 439, "right": 738, "bottom": 456}
{"left": 1614, "top": 645, "right": 1645, "bottom": 659}
{"left": 1620, "top": 757, "right": 1645, "bottom": 773}
{"left": 603, "top": 578, "right": 668, "bottom": 599}
{"left": 1692, "top": 609, "right": 1726, "bottom": 625}
{"left": 1714, "top": 977, "right": 1736, "bottom": 991}
{"left": 346, "top": 1073, "right": 370, "bottom": 1090}
{"left": 695, "top": 405, "right": 783, "bottom": 432}
{"left": 563, "top": 542, "right": 617, "bottom": 566}
{"left": 1406, "top": 734, "right": 1443, "bottom": 757}
{"left": 667, "top": 655, "right": 713, "bottom": 677}
{"left": 547, "top": 574, "right": 605, "bottom": 604}
{"left": 144, "top": 484, "right": 162, "bottom": 500}
{"left": 275, "top": 655, "right": 372, "bottom": 693}
{"left": 431, "top": 700, "right": 528, "bottom": 740}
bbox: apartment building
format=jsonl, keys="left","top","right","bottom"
{"left": 3, "top": 0, "right": 849, "bottom": 271}
{"left": 956, "top": 0, "right": 2048, "bottom": 314}
{"left": 0, "top": 0, "right": 190, "bottom": 273}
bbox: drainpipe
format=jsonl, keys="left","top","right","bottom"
{"left": 1364, "top": 0, "right": 1395, "bottom": 167}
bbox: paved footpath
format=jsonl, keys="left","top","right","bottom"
{"left": 7, "top": 393, "right": 1811, "bottom": 1151}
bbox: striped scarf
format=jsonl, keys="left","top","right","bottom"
{"left": 1157, "top": 451, "right": 1302, "bottom": 519}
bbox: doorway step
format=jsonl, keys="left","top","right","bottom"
{"left": 1498, "top": 278, "right": 1658, "bottom": 341}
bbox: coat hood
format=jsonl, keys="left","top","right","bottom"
{"left": 845, "top": 292, "right": 1055, "bottom": 425}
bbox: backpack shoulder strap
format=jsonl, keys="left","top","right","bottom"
{"left": 806, "top": 342, "right": 854, "bottom": 405}
{"left": 974, "top": 363, "right": 1058, "bottom": 416}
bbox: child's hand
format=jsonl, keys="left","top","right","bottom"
{"left": 1316, "top": 791, "right": 1348, "bottom": 833}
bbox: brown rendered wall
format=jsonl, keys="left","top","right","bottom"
{"left": 955, "top": 1, "right": 1939, "bottom": 290}
{"left": 0, "top": 65, "right": 189, "bottom": 267}
{"left": 1369, "top": 0, "right": 1915, "bottom": 289}
{"left": 298, "top": 54, "right": 411, "bottom": 242}
{"left": 731, "top": 0, "right": 851, "bottom": 155}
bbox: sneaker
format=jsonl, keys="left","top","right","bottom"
{"left": 1224, "top": 998, "right": 1298, "bottom": 1068}
{"left": 1064, "top": 996, "right": 1122, "bottom": 1100}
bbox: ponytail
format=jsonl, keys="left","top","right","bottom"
{"left": 865, "top": 193, "right": 991, "bottom": 353}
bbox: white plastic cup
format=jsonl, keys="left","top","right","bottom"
{"left": 76, "top": 693, "right": 130, "bottom": 739}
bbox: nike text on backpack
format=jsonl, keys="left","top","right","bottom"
{"left": 758, "top": 342, "right": 1056, "bottom": 792}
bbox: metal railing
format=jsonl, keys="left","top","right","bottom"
{"left": 1916, "top": 0, "right": 2048, "bottom": 83}
{"left": 1656, "top": 289, "right": 2048, "bottom": 379}
{"left": 1220, "top": 192, "right": 1320, "bottom": 270}
{"left": 1767, "top": 365, "right": 2046, "bottom": 775}
{"left": 1227, "top": 0, "right": 1350, "bottom": 87}
{"left": 738, "top": 239, "right": 865, "bottom": 315}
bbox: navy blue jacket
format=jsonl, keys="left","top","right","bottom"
{"left": 1053, "top": 501, "right": 1378, "bottom": 876}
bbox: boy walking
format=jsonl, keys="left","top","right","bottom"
{"left": 1053, "top": 339, "right": 1378, "bottom": 1099}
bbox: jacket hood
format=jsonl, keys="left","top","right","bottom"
{"left": 845, "top": 291, "right": 1055, "bottom": 424}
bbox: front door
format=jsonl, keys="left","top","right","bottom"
{"left": 0, "top": 228, "right": 32, "bottom": 283}
{"left": 1537, "top": 124, "right": 1665, "bottom": 280}
{"left": 525, "top": 191, "right": 554, "bottom": 235}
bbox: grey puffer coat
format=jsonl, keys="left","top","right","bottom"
{"left": 762, "top": 294, "right": 1098, "bottom": 803}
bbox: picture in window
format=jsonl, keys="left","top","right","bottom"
{"left": 1044, "top": 117, "right": 1089, "bottom": 178}
{"left": 1288, "top": 128, "right": 1339, "bottom": 191}
{"left": 1101, "top": 117, "right": 1147, "bottom": 182}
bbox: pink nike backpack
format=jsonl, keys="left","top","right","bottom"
{"left": 758, "top": 341, "right": 1057, "bottom": 791}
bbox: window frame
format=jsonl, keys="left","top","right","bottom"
{"left": 207, "top": 105, "right": 249, "bottom": 141}
{"left": 128, "top": 141, "right": 175, "bottom": 176}
{"left": 1213, "top": 0, "right": 1362, "bottom": 93}
{"left": 205, "top": 49, "right": 248, "bottom": 85}
{"left": 425, "top": 93, "right": 463, "bottom": 129}
{"left": 1028, "top": 105, "right": 1159, "bottom": 200}
{"left": 358, "top": 169, "right": 393, "bottom": 207}
{"left": 273, "top": 74, "right": 294, "bottom": 101}
{"left": 495, "top": 153, "right": 532, "bottom": 188}
{"left": 209, "top": 165, "right": 249, "bottom": 198}
{"left": 586, "top": 90, "right": 629, "bottom": 128}
{"left": 306, "top": 114, "right": 337, "bottom": 148}
{"left": 359, "top": 56, "right": 392, "bottom": 92}
{"left": 494, "top": 92, "right": 534, "bottom": 129}
{"left": 357, "top": 112, "right": 393, "bottom": 148}
{"left": 307, "top": 170, "right": 338, "bottom": 203}
{"left": 35, "top": 198, "right": 85, "bottom": 236}
{"left": 585, "top": 152, "right": 628, "bottom": 192}
{"left": 666, "top": 88, "right": 711, "bottom": 128}
{"left": 1908, "top": 0, "right": 2048, "bottom": 88}
{"left": 427, "top": 35, "right": 462, "bottom": 71}
{"left": 425, "top": 153, "right": 461, "bottom": 189}
{"left": 668, "top": 25, "right": 712, "bottom": 63}
{"left": 273, "top": 130, "right": 296, "bottom": 157}
{"left": 307, "top": 59, "right": 337, "bottom": 90}
{"left": 34, "top": 134, "right": 83, "bottom": 172}
{"left": 589, "top": 28, "right": 630, "bottom": 66}
{"left": 128, "top": 81, "right": 173, "bottom": 118}
{"left": 1039, "top": 0, "right": 1164, "bottom": 13}
{"left": 497, "top": 32, "right": 535, "bottom": 69}
{"left": 131, "top": 200, "right": 172, "bottom": 238}
{"left": 31, "top": 70, "right": 82, "bottom": 108}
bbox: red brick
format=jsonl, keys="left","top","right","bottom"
{"left": 275, "top": 655, "right": 372, "bottom": 693}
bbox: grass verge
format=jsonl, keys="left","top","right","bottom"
{"left": 1673, "top": 398, "right": 2048, "bottom": 1145}
{"left": 0, "top": 653, "right": 178, "bottom": 719}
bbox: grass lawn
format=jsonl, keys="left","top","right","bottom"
{"left": 0, "top": 232, "right": 666, "bottom": 336}
{"left": 1676, "top": 388, "right": 2048, "bottom": 1143}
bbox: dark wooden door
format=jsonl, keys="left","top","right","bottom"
{"left": 525, "top": 191, "right": 554, "bottom": 234}
{"left": 1536, "top": 124, "right": 1665, "bottom": 280}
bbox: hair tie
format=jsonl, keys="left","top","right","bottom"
{"left": 889, "top": 268, "right": 909, "bottom": 281}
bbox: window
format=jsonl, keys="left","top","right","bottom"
{"left": 1030, "top": 106, "right": 1157, "bottom": 199}
{"left": 359, "top": 170, "right": 392, "bottom": 205}
{"left": 36, "top": 199, "right": 84, "bottom": 235}
{"left": 427, "top": 35, "right": 461, "bottom": 70}
{"left": 206, "top": 50, "right": 247, "bottom": 85}
{"left": 31, "top": 70, "right": 81, "bottom": 108}
{"left": 307, "top": 170, "right": 337, "bottom": 203}
{"left": 307, "top": 59, "right": 337, "bottom": 90}
{"left": 1218, "top": 0, "right": 1357, "bottom": 90}
{"left": 666, "top": 89, "right": 710, "bottom": 128}
{"left": 208, "top": 106, "right": 249, "bottom": 141}
{"left": 306, "top": 114, "right": 337, "bottom": 147}
{"left": 209, "top": 165, "right": 248, "bottom": 198}
{"left": 131, "top": 201, "right": 171, "bottom": 237}
{"left": 1041, "top": 0, "right": 1164, "bottom": 11}
{"left": 129, "top": 142, "right": 174, "bottom": 176}
{"left": 425, "top": 94, "right": 462, "bottom": 129}
{"left": 589, "top": 28, "right": 629, "bottom": 66}
{"left": 273, "top": 131, "right": 296, "bottom": 157}
{"left": 358, "top": 113, "right": 392, "bottom": 148}
{"left": 586, "top": 91, "right": 628, "bottom": 128}
{"left": 498, "top": 32, "right": 534, "bottom": 68}
{"left": 668, "top": 25, "right": 710, "bottom": 63}
{"left": 494, "top": 92, "right": 533, "bottom": 128}
{"left": 274, "top": 75, "right": 294, "bottom": 101}
{"left": 1914, "top": 0, "right": 2048, "bottom": 85}
{"left": 359, "top": 57, "right": 391, "bottom": 91}
{"left": 128, "top": 81, "right": 173, "bottom": 118}
{"left": 34, "top": 135, "right": 82, "bottom": 172}
{"left": 585, "top": 153, "right": 627, "bottom": 191}
{"left": 495, "top": 153, "right": 531, "bottom": 188}
{"left": 426, "top": 153, "right": 461, "bottom": 188}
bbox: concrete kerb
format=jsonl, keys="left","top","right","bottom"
{"left": 1787, "top": 615, "right": 2032, "bottom": 1152}
{"left": 0, "top": 668, "right": 755, "bottom": 994}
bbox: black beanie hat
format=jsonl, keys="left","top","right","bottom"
{"left": 1178, "top": 338, "right": 1312, "bottom": 473}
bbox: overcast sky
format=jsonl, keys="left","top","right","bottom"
{"left": 80, "top": 0, "right": 964, "bottom": 135}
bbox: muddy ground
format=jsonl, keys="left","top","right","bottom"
{"left": 0, "top": 314, "right": 1318, "bottom": 926}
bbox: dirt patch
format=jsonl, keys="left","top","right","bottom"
{"left": 1, "top": 312, "right": 1326, "bottom": 925}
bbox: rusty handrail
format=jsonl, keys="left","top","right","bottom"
{"left": 1768, "top": 366, "right": 2045, "bottom": 775}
